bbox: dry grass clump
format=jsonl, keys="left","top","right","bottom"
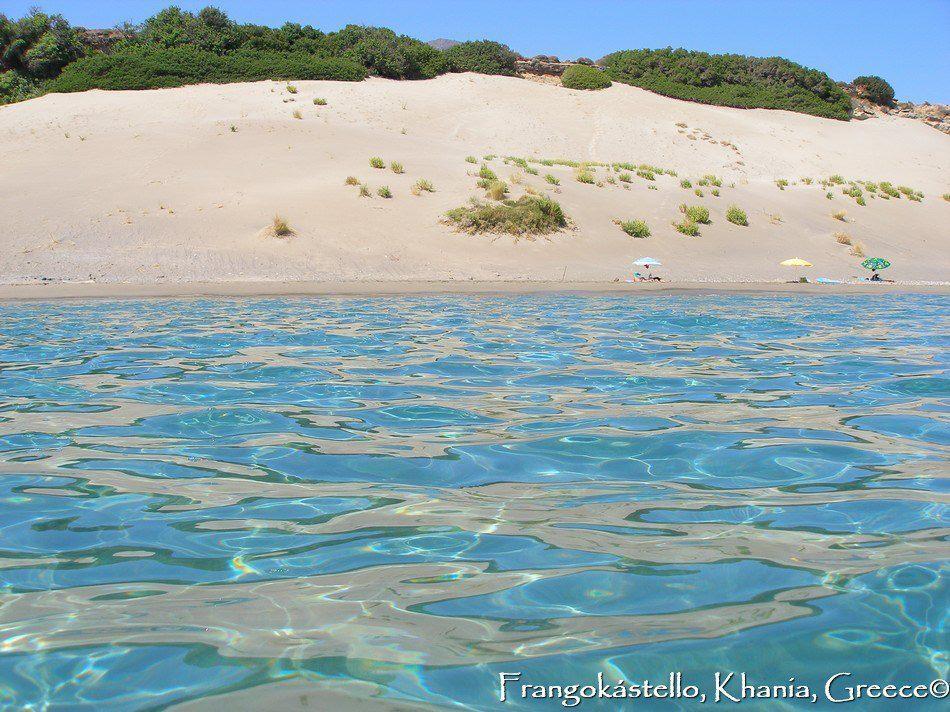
{"left": 344, "top": 176, "right": 360, "bottom": 186}
{"left": 486, "top": 180, "right": 509, "bottom": 200}
{"left": 832, "top": 210, "right": 847, "bottom": 221}
{"left": 834, "top": 231, "right": 852, "bottom": 245}
{"left": 358, "top": 183, "right": 371, "bottom": 197}
{"left": 390, "top": 161, "right": 404, "bottom": 174}
{"left": 266, "top": 214, "right": 295, "bottom": 238}
{"left": 850, "top": 240, "right": 866, "bottom": 257}
{"left": 291, "top": 109, "right": 303, "bottom": 120}
{"left": 445, "top": 196, "right": 567, "bottom": 236}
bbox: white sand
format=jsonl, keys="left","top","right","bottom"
{"left": 1, "top": 73, "right": 948, "bottom": 291}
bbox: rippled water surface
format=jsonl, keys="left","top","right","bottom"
{"left": 0, "top": 294, "right": 947, "bottom": 710}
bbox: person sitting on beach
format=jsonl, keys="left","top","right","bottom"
{"left": 869, "top": 271, "right": 881, "bottom": 281}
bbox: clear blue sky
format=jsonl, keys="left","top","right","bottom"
{"left": 5, "top": 0, "right": 949, "bottom": 102}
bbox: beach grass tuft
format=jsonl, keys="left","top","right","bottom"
{"left": 726, "top": 205, "right": 748, "bottom": 226}
{"left": 832, "top": 210, "right": 847, "bottom": 221}
{"left": 545, "top": 174, "right": 560, "bottom": 185}
{"left": 344, "top": 176, "right": 360, "bottom": 186}
{"left": 413, "top": 178, "right": 435, "bottom": 193}
{"left": 674, "top": 220, "right": 700, "bottom": 236}
{"left": 390, "top": 161, "right": 404, "bottom": 174}
{"left": 370, "top": 156, "right": 386, "bottom": 169}
{"left": 616, "top": 219, "right": 650, "bottom": 238}
{"left": 269, "top": 214, "right": 295, "bottom": 237}
{"left": 313, "top": 97, "right": 327, "bottom": 105}
{"left": 377, "top": 186, "right": 393, "bottom": 198}
{"left": 680, "top": 204, "right": 710, "bottom": 224}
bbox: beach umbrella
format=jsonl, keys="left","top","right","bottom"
{"left": 633, "top": 257, "right": 662, "bottom": 266}
{"left": 780, "top": 258, "right": 812, "bottom": 267}
{"left": 861, "top": 257, "right": 891, "bottom": 271}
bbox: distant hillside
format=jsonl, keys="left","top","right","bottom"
{"left": 428, "top": 38, "right": 460, "bottom": 51}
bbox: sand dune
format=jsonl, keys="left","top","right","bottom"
{"left": 1, "top": 73, "right": 947, "bottom": 288}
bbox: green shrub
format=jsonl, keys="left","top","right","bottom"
{"left": 617, "top": 219, "right": 650, "bottom": 238}
{"left": 703, "top": 174, "right": 722, "bottom": 187}
{"left": 680, "top": 204, "right": 710, "bottom": 224}
{"left": 680, "top": 178, "right": 692, "bottom": 188}
{"left": 726, "top": 205, "right": 748, "bottom": 226}
{"left": 943, "top": 194, "right": 950, "bottom": 202}
{"left": 637, "top": 169, "right": 655, "bottom": 181}
{"left": 390, "top": 161, "right": 404, "bottom": 174}
{"left": 694, "top": 188, "right": 704, "bottom": 197}
{"left": 618, "top": 172, "right": 632, "bottom": 183}
{"left": 0, "top": 10, "right": 84, "bottom": 81}
{"left": 674, "top": 220, "right": 700, "bottom": 236}
{"left": 0, "top": 70, "right": 38, "bottom": 105}
{"left": 49, "top": 46, "right": 367, "bottom": 93}
{"left": 413, "top": 178, "right": 435, "bottom": 193}
{"left": 370, "top": 156, "right": 385, "bottom": 169}
{"left": 445, "top": 195, "right": 567, "bottom": 235}
{"left": 852, "top": 75, "right": 894, "bottom": 105}
{"left": 561, "top": 64, "right": 611, "bottom": 90}
{"left": 776, "top": 179, "right": 789, "bottom": 190}
{"left": 313, "top": 97, "right": 327, "bottom": 105}
{"left": 828, "top": 174, "right": 845, "bottom": 185}
{"left": 465, "top": 155, "right": 477, "bottom": 164}
{"left": 603, "top": 48, "right": 852, "bottom": 120}
{"left": 358, "top": 183, "right": 371, "bottom": 197}
{"left": 377, "top": 186, "right": 393, "bottom": 198}
{"left": 329, "top": 24, "right": 447, "bottom": 79}
{"left": 576, "top": 168, "right": 595, "bottom": 184}
{"left": 286, "top": 84, "right": 297, "bottom": 93}
{"left": 443, "top": 40, "right": 519, "bottom": 76}
{"left": 269, "top": 214, "right": 294, "bottom": 237}
{"left": 545, "top": 174, "right": 560, "bottom": 185}
{"left": 855, "top": 196, "right": 866, "bottom": 206}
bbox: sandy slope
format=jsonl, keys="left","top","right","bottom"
{"left": 1, "top": 73, "right": 947, "bottom": 287}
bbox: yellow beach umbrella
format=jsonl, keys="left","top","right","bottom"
{"left": 780, "top": 258, "right": 813, "bottom": 267}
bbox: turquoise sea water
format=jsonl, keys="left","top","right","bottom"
{"left": 0, "top": 294, "right": 947, "bottom": 710}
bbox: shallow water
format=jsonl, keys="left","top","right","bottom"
{"left": 0, "top": 294, "right": 947, "bottom": 710}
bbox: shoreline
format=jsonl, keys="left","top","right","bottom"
{"left": 1, "top": 280, "right": 948, "bottom": 301}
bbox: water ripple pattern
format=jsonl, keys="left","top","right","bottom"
{"left": 0, "top": 295, "right": 947, "bottom": 710}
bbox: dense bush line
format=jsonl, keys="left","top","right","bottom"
{"left": 2, "top": 5, "right": 880, "bottom": 122}
{"left": 50, "top": 47, "right": 366, "bottom": 92}
{"left": 602, "top": 48, "right": 853, "bottom": 120}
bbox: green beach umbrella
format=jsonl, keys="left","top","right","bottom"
{"left": 861, "top": 257, "right": 891, "bottom": 271}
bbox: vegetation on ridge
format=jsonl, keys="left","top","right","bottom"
{"left": 602, "top": 48, "right": 852, "bottom": 120}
